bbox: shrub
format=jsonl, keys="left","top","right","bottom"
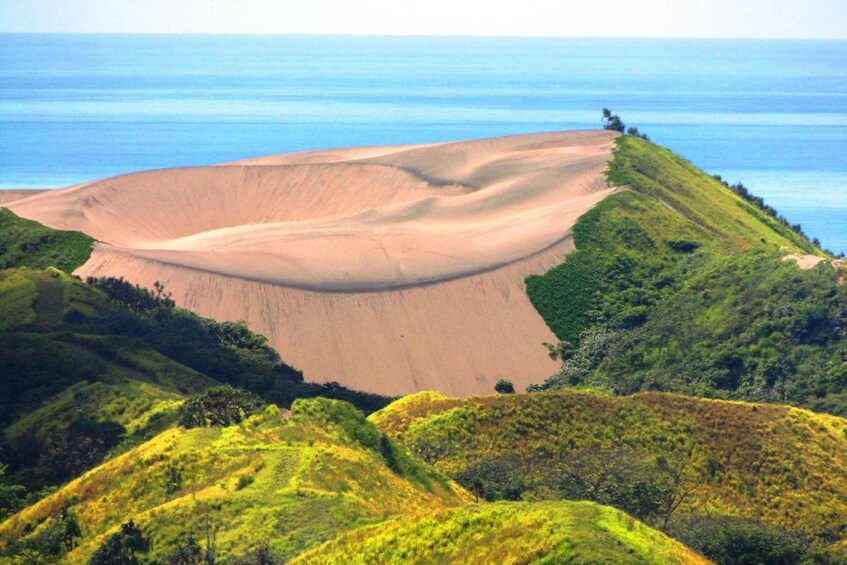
{"left": 494, "top": 379, "right": 515, "bottom": 394}
{"left": 89, "top": 520, "right": 151, "bottom": 565}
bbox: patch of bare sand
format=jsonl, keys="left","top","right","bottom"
{"left": 0, "top": 189, "right": 50, "bottom": 205}
{"left": 10, "top": 130, "right": 618, "bottom": 396}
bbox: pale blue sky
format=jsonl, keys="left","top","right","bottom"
{"left": 1, "top": 0, "right": 846, "bottom": 38}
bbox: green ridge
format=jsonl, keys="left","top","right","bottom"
{"left": 0, "top": 209, "right": 94, "bottom": 273}
{"left": 526, "top": 135, "right": 847, "bottom": 415}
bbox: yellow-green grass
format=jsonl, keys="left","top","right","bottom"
{"left": 0, "top": 398, "right": 470, "bottom": 563}
{"left": 4, "top": 380, "right": 182, "bottom": 442}
{"left": 605, "top": 135, "right": 814, "bottom": 253}
{"left": 0, "top": 267, "right": 110, "bottom": 329}
{"left": 294, "top": 500, "right": 711, "bottom": 564}
{"left": 372, "top": 391, "right": 847, "bottom": 540}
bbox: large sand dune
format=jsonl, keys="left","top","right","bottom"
{"left": 7, "top": 130, "right": 618, "bottom": 396}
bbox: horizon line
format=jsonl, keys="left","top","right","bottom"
{"left": 1, "top": 31, "right": 845, "bottom": 42}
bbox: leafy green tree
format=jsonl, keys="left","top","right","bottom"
{"left": 494, "top": 379, "right": 515, "bottom": 394}
{"left": 178, "top": 385, "right": 264, "bottom": 428}
{"left": 89, "top": 520, "right": 151, "bottom": 565}
{"left": 165, "top": 536, "right": 204, "bottom": 565}
{"left": 454, "top": 456, "right": 529, "bottom": 502}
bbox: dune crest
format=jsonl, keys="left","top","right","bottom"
{"left": 8, "top": 130, "right": 618, "bottom": 396}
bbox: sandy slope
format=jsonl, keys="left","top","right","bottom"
{"left": 7, "top": 130, "right": 618, "bottom": 396}
{"left": 0, "top": 189, "right": 49, "bottom": 205}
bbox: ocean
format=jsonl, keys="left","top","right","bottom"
{"left": 1, "top": 34, "right": 846, "bottom": 253}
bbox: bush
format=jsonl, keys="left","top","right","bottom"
{"left": 494, "top": 379, "right": 515, "bottom": 394}
{"left": 89, "top": 520, "right": 151, "bottom": 565}
{"left": 666, "top": 515, "right": 821, "bottom": 565}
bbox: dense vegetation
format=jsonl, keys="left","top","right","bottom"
{"left": 527, "top": 135, "right": 847, "bottom": 416}
{"left": 0, "top": 209, "right": 93, "bottom": 273}
{"left": 373, "top": 391, "right": 847, "bottom": 559}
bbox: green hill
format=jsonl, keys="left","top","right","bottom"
{"left": 294, "top": 500, "right": 710, "bottom": 564}
{"left": 0, "top": 209, "right": 94, "bottom": 273}
{"left": 373, "top": 390, "right": 847, "bottom": 551}
{"left": 526, "top": 135, "right": 847, "bottom": 415}
{"left": 0, "top": 398, "right": 469, "bottom": 564}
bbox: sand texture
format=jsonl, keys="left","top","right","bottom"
{"left": 0, "top": 189, "right": 49, "bottom": 205}
{"left": 7, "top": 130, "right": 618, "bottom": 396}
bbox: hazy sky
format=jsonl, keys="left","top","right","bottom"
{"left": 1, "top": 0, "right": 846, "bottom": 39}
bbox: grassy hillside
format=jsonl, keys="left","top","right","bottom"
{"left": 373, "top": 391, "right": 847, "bottom": 548}
{"left": 0, "top": 209, "right": 93, "bottom": 273}
{"left": 294, "top": 500, "right": 710, "bottom": 564}
{"left": 0, "top": 266, "right": 391, "bottom": 496}
{"left": 0, "top": 398, "right": 469, "bottom": 564}
{"left": 527, "top": 135, "right": 847, "bottom": 415}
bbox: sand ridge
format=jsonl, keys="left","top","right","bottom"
{"left": 7, "top": 130, "right": 618, "bottom": 396}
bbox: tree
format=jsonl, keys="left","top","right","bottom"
{"left": 165, "top": 536, "right": 203, "bottom": 565}
{"left": 0, "top": 463, "right": 25, "bottom": 520}
{"left": 601, "top": 108, "right": 626, "bottom": 132}
{"left": 89, "top": 520, "right": 152, "bottom": 565}
{"left": 178, "top": 385, "right": 264, "bottom": 428}
{"left": 548, "top": 447, "right": 667, "bottom": 523}
{"left": 494, "top": 379, "right": 515, "bottom": 394}
{"left": 454, "top": 456, "right": 529, "bottom": 502}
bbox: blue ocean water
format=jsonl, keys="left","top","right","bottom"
{"left": 1, "top": 34, "right": 845, "bottom": 253}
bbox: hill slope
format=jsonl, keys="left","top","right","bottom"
{"left": 373, "top": 390, "right": 847, "bottom": 544}
{"left": 0, "top": 399, "right": 470, "bottom": 563}
{"left": 294, "top": 500, "right": 710, "bottom": 564}
{"left": 527, "top": 135, "right": 847, "bottom": 415}
{"left": 6, "top": 130, "right": 618, "bottom": 396}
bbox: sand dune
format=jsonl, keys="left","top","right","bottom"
{"left": 7, "top": 130, "right": 618, "bottom": 396}
{"left": 0, "top": 189, "right": 49, "bottom": 205}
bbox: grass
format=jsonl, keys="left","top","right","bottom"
{"left": 0, "top": 209, "right": 94, "bottom": 273}
{"left": 0, "top": 399, "right": 469, "bottom": 564}
{"left": 373, "top": 390, "right": 847, "bottom": 542}
{"left": 293, "top": 500, "right": 710, "bottom": 564}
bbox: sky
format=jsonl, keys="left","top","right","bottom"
{"left": 0, "top": 0, "right": 846, "bottom": 39}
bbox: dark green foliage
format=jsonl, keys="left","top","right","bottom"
{"left": 453, "top": 455, "right": 529, "bottom": 502}
{"left": 164, "top": 462, "right": 184, "bottom": 496}
{"left": 601, "top": 108, "right": 625, "bottom": 132}
{"left": 87, "top": 276, "right": 391, "bottom": 414}
{"left": 164, "top": 536, "right": 204, "bottom": 565}
{"left": 86, "top": 276, "right": 175, "bottom": 314}
{"left": 2, "top": 418, "right": 126, "bottom": 490}
{"left": 494, "top": 379, "right": 515, "bottom": 394}
{"left": 0, "top": 208, "right": 94, "bottom": 272}
{"left": 89, "top": 520, "right": 152, "bottom": 565}
{"left": 666, "top": 515, "right": 831, "bottom": 565}
{"left": 178, "top": 385, "right": 264, "bottom": 428}
{"left": 235, "top": 474, "right": 255, "bottom": 490}
{"left": 229, "top": 546, "right": 283, "bottom": 565}
{"left": 0, "top": 464, "right": 25, "bottom": 520}
{"left": 4, "top": 508, "right": 82, "bottom": 563}
{"left": 547, "top": 447, "right": 671, "bottom": 524}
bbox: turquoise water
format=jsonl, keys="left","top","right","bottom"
{"left": 1, "top": 34, "right": 845, "bottom": 253}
